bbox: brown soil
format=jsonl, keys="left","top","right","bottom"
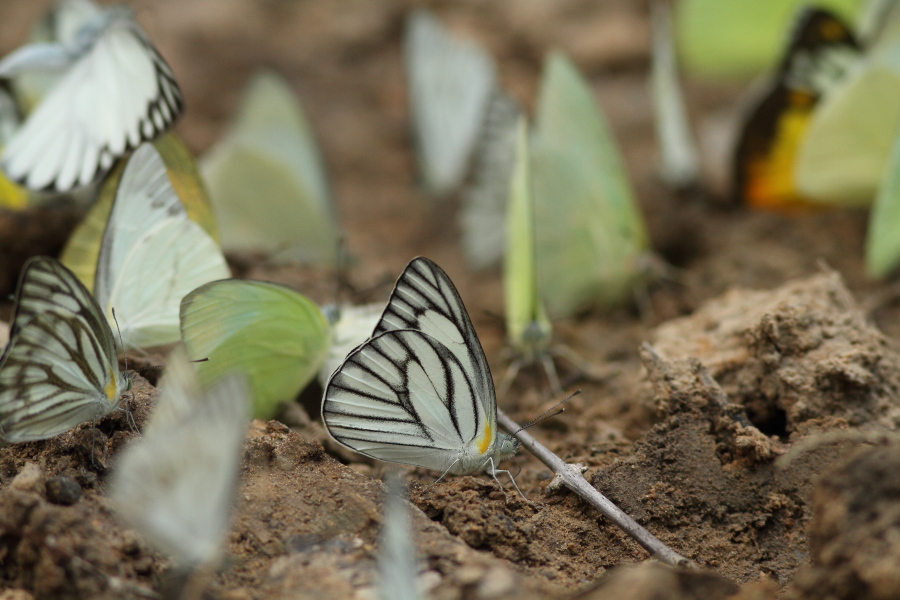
{"left": 1, "top": 1, "right": 900, "bottom": 599}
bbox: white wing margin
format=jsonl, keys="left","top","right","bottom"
{"left": 94, "top": 143, "right": 229, "bottom": 351}
{"left": 323, "top": 329, "right": 483, "bottom": 472}
{"left": 1, "top": 10, "right": 183, "bottom": 191}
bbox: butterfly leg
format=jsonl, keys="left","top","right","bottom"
{"left": 539, "top": 352, "right": 563, "bottom": 396}
{"left": 496, "top": 358, "right": 525, "bottom": 399}
{"left": 424, "top": 458, "right": 461, "bottom": 492}
{"left": 486, "top": 457, "right": 528, "bottom": 502}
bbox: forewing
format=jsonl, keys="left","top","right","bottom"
{"left": 0, "top": 257, "right": 120, "bottom": 442}
{"left": 323, "top": 329, "right": 482, "bottom": 471}
{"left": 374, "top": 257, "right": 495, "bottom": 430}
{"left": 1, "top": 13, "right": 183, "bottom": 191}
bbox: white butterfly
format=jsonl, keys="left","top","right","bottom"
{"left": 0, "top": 257, "right": 131, "bottom": 443}
{"left": 110, "top": 350, "right": 249, "bottom": 569}
{"left": 322, "top": 257, "right": 521, "bottom": 491}
{"left": 93, "top": 142, "right": 231, "bottom": 352}
{"left": 0, "top": 7, "right": 183, "bottom": 192}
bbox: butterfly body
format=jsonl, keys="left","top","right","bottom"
{"left": 0, "top": 257, "right": 130, "bottom": 443}
{"left": 323, "top": 258, "right": 521, "bottom": 484}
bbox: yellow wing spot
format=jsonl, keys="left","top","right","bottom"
{"left": 477, "top": 422, "right": 493, "bottom": 455}
{"left": 104, "top": 367, "right": 119, "bottom": 402}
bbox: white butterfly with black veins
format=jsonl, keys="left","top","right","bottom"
{"left": 110, "top": 350, "right": 249, "bottom": 570}
{"left": 0, "top": 6, "right": 183, "bottom": 192}
{"left": 94, "top": 142, "right": 230, "bottom": 352}
{"left": 322, "top": 257, "right": 521, "bottom": 492}
{"left": 0, "top": 257, "right": 131, "bottom": 443}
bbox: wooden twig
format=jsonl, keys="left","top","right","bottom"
{"left": 497, "top": 408, "right": 695, "bottom": 568}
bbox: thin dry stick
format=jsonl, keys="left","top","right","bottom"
{"left": 497, "top": 408, "right": 695, "bottom": 569}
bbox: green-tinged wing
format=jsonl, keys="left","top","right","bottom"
{"left": 675, "top": 0, "right": 864, "bottom": 80}
{"left": 60, "top": 132, "right": 219, "bottom": 292}
{"left": 0, "top": 84, "right": 28, "bottom": 210}
{"left": 795, "top": 42, "right": 900, "bottom": 205}
{"left": 532, "top": 52, "right": 650, "bottom": 318}
{"left": 200, "top": 70, "right": 338, "bottom": 266}
{"left": 504, "top": 118, "right": 551, "bottom": 358}
{"left": 866, "top": 127, "right": 900, "bottom": 277}
{"left": 180, "top": 279, "right": 330, "bottom": 420}
{"left": 110, "top": 361, "right": 249, "bottom": 569}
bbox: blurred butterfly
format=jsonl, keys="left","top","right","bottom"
{"left": 0, "top": 257, "right": 132, "bottom": 443}
{"left": 0, "top": 6, "right": 183, "bottom": 191}
{"left": 87, "top": 142, "right": 229, "bottom": 352}
{"left": 200, "top": 70, "right": 339, "bottom": 266}
{"left": 650, "top": 2, "right": 701, "bottom": 191}
{"left": 0, "top": 83, "right": 28, "bottom": 210}
{"left": 531, "top": 52, "right": 654, "bottom": 318}
{"left": 404, "top": 8, "right": 520, "bottom": 270}
{"left": 377, "top": 471, "right": 422, "bottom": 600}
{"left": 731, "top": 8, "right": 861, "bottom": 209}
{"left": 866, "top": 123, "right": 900, "bottom": 277}
{"left": 322, "top": 257, "right": 522, "bottom": 493}
{"left": 61, "top": 132, "right": 220, "bottom": 294}
{"left": 110, "top": 348, "right": 249, "bottom": 572}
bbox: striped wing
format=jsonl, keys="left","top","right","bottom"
{"left": 94, "top": 143, "right": 230, "bottom": 352}
{"left": 323, "top": 257, "right": 496, "bottom": 472}
{"left": 0, "top": 257, "right": 124, "bottom": 442}
{"left": 1, "top": 10, "right": 183, "bottom": 192}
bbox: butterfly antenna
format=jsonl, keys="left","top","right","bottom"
{"left": 111, "top": 307, "right": 127, "bottom": 374}
{"left": 514, "top": 390, "right": 581, "bottom": 434}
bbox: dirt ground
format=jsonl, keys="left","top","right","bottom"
{"left": 1, "top": 1, "right": 900, "bottom": 599}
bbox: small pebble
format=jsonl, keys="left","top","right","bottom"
{"left": 45, "top": 476, "right": 83, "bottom": 505}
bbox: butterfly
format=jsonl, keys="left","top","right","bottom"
{"left": 731, "top": 8, "right": 861, "bottom": 209}
{"left": 404, "top": 9, "right": 520, "bottom": 271}
{"left": 200, "top": 69, "right": 339, "bottom": 266}
{"left": 0, "top": 257, "right": 131, "bottom": 443}
{"left": 179, "top": 279, "right": 331, "bottom": 420}
{"left": 82, "top": 141, "right": 230, "bottom": 353}
{"left": 867, "top": 121, "right": 900, "bottom": 277}
{"left": 322, "top": 257, "right": 521, "bottom": 492}
{"left": 0, "top": 6, "right": 183, "bottom": 192}
{"left": 531, "top": 52, "right": 653, "bottom": 318}
{"left": 110, "top": 348, "right": 249, "bottom": 571}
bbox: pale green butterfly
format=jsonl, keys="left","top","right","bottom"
{"left": 0, "top": 257, "right": 132, "bottom": 443}
{"left": 110, "top": 348, "right": 249, "bottom": 572}
{"left": 200, "top": 69, "right": 339, "bottom": 266}
{"left": 178, "top": 278, "right": 381, "bottom": 420}
{"left": 675, "top": 0, "right": 864, "bottom": 80}
{"left": 794, "top": 1, "right": 900, "bottom": 205}
{"left": 498, "top": 117, "right": 557, "bottom": 396}
{"left": 88, "top": 141, "right": 230, "bottom": 353}
{"left": 531, "top": 52, "right": 653, "bottom": 319}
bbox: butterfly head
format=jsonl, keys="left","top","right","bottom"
{"left": 495, "top": 432, "right": 520, "bottom": 461}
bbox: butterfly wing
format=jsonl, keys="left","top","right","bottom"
{"left": 94, "top": 143, "right": 230, "bottom": 352}
{"left": 0, "top": 257, "right": 123, "bottom": 442}
{"left": 110, "top": 367, "right": 249, "bottom": 568}
{"left": 531, "top": 52, "right": 650, "bottom": 318}
{"left": 404, "top": 9, "right": 496, "bottom": 196}
{"left": 731, "top": 8, "right": 861, "bottom": 209}
{"left": 460, "top": 90, "right": 521, "bottom": 270}
{"left": 1, "top": 11, "right": 183, "bottom": 191}
{"left": 200, "top": 70, "right": 338, "bottom": 266}
{"left": 504, "top": 117, "right": 551, "bottom": 358}
{"left": 180, "top": 279, "right": 330, "bottom": 420}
